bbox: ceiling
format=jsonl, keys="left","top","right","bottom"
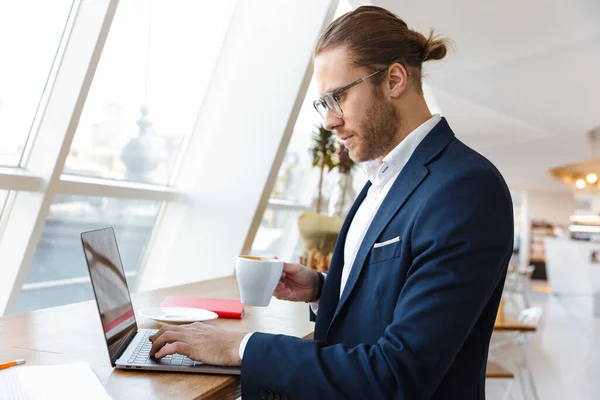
{"left": 350, "top": 0, "right": 600, "bottom": 191}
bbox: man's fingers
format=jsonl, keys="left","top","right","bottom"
{"left": 154, "top": 341, "right": 193, "bottom": 359}
{"left": 150, "top": 331, "right": 186, "bottom": 357}
{"left": 274, "top": 281, "right": 289, "bottom": 294}
{"left": 149, "top": 324, "right": 184, "bottom": 342}
{"left": 282, "top": 262, "right": 307, "bottom": 276}
{"left": 273, "top": 288, "right": 290, "bottom": 300}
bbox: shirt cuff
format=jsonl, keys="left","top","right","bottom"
{"left": 310, "top": 301, "right": 320, "bottom": 314}
{"left": 238, "top": 332, "right": 254, "bottom": 360}
{"left": 310, "top": 272, "right": 327, "bottom": 315}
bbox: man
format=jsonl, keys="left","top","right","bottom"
{"left": 149, "top": 6, "right": 513, "bottom": 399}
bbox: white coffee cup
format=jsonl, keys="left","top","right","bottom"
{"left": 235, "top": 255, "right": 284, "bottom": 307}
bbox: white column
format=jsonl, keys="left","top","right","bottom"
{"left": 519, "top": 189, "right": 575, "bottom": 269}
{"left": 136, "top": 0, "right": 340, "bottom": 290}
{"left": 527, "top": 190, "right": 574, "bottom": 225}
{"left": 519, "top": 190, "right": 530, "bottom": 269}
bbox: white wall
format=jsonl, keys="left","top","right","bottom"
{"left": 573, "top": 192, "right": 600, "bottom": 215}
{"left": 526, "top": 190, "right": 574, "bottom": 225}
{"left": 518, "top": 189, "right": 574, "bottom": 269}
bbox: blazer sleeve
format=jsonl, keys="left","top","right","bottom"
{"left": 240, "top": 167, "right": 514, "bottom": 400}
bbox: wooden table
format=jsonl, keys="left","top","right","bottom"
{"left": 0, "top": 276, "right": 314, "bottom": 399}
{"left": 489, "top": 309, "right": 537, "bottom": 395}
{"left": 493, "top": 315, "right": 536, "bottom": 332}
{"left": 0, "top": 275, "right": 535, "bottom": 398}
{"left": 486, "top": 361, "right": 515, "bottom": 379}
{"left": 493, "top": 299, "right": 536, "bottom": 332}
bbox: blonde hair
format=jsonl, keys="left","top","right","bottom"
{"left": 315, "top": 6, "right": 453, "bottom": 92}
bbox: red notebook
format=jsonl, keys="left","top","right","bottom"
{"left": 160, "top": 296, "right": 244, "bottom": 319}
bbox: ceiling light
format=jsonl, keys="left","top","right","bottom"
{"left": 587, "top": 173, "right": 598, "bottom": 184}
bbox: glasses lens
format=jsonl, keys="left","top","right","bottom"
{"left": 313, "top": 100, "right": 327, "bottom": 119}
{"left": 323, "top": 93, "right": 343, "bottom": 118}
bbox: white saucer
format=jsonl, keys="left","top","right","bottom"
{"left": 138, "top": 307, "right": 218, "bottom": 324}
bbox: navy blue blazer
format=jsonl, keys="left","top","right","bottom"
{"left": 241, "top": 118, "right": 514, "bottom": 399}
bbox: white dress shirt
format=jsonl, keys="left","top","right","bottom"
{"left": 338, "top": 114, "right": 441, "bottom": 298}
{"left": 239, "top": 114, "right": 442, "bottom": 360}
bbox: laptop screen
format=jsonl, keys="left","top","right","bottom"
{"left": 81, "top": 227, "right": 138, "bottom": 367}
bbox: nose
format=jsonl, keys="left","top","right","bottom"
{"left": 323, "top": 109, "right": 343, "bottom": 132}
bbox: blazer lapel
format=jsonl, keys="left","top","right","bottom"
{"left": 314, "top": 181, "right": 371, "bottom": 340}
{"left": 325, "top": 118, "right": 455, "bottom": 336}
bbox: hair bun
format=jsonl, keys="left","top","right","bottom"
{"left": 421, "top": 28, "right": 451, "bottom": 62}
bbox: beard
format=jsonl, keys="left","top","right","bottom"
{"left": 345, "top": 87, "right": 399, "bottom": 163}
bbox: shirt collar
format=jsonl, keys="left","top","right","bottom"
{"left": 362, "top": 114, "right": 442, "bottom": 186}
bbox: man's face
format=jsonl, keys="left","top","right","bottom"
{"left": 314, "top": 47, "right": 399, "bottom": 163}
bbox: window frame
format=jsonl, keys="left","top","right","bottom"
{"left": 0, "top": 0, "right": 340, "bottom": 315}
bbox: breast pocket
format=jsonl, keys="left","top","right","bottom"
{"left": 369, "top": 236, "right": 402, "bottom": 264}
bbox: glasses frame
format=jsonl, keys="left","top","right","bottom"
{"left": 313, "top": 67, "right": 387, "bottom": 119}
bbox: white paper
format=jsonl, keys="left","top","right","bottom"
{"left": 0, "top": 363, "right": 111, "bottom": 400}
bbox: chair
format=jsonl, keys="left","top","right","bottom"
{"left": 489, "top": 307, "right": 542, "bottom": 400}
{"left": 503, "top": 260, "right": 535, "bottom": 312}
{"left": 486, "top": 361, "right": 516, "bottom": 400}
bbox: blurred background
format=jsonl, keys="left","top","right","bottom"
{"left": 1, "top": 1, "right": 599, "bottom": 398}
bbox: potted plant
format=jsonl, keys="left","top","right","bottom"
{"left": 310, "top": 123, "right": 337, "bottom": 213}
{"left": 298, "top": 124, "right": 343, "bottom": 271}
{"left": 329, "top": 143, "right": 356, "bottom": 217}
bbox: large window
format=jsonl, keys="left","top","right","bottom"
{"left": 0, "top": 0, "right": 336, "bottom": 316}
{"left": 0, "top": 1, "right": 74, "bottom": 166}
{"left": 0, "top": 190, "right": 8, "bottom": 219}
{"left": 250, "top": 0, "right": 354, "bottom": 262}
{"left": 0, "top": 0, "right": 236, "bottom": 315}
{"left": 16, "top": 0, "right": 232, "bottom": 313}
{"left": 14, "top": 196, "right": 160, "bottom": 314}
{"left": 63, "top": 0, "right": 233, "bottom": 185}
{"left": 271, "top": 78, "right": 322, "bottom": 204}
{"left": 249, "top": 77, "right": 320, "bottom": 262}
{"left": 251, "top": 207, "right": 305, "bottom": 260}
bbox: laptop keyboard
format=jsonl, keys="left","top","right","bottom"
{"left": 127, "top": 330, "right": 197, "bottom": 367}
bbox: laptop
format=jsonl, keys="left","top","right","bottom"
{"left": 80, "top": 227, "right": 240, "bottom": 375}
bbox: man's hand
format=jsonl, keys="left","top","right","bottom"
{"left": 273, "top": 260, "right": 320, "bottom": 303}
{"left": 149, "top": 322, "right": 246, "bottom": 366}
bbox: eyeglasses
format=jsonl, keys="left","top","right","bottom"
{"left": 313, "top": 68, "right": 386, "bottom": 119}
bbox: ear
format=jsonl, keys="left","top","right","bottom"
{"left": 386, "top": 62, "right": 409, "bottom": 98}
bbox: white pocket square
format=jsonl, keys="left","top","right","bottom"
{"left": 373, "top": 236, "right": 401, "bottom": 248}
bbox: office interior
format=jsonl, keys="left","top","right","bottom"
{"left": 0, "top": 0, "right": 599, "bottom": 399}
